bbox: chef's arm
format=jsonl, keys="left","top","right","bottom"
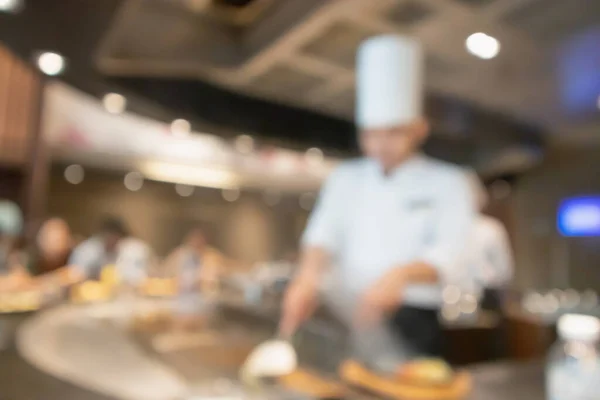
{"left": 280, "top": 167, "right": 344, "bottom": 335}
{"left": 396, "top": 173, "right": 476, "bottom": 287}
{"left": 294, "top": 246, "right": 330, "bottom": 286}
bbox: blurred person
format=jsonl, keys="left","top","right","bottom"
{"left": 279, "top": 35, "right": 476, "bottom": 360}
{"left": 69, "top": 216, "right": 154, "bottom": 284}
{"left": 0, "top": 200, "right": 23, "bottom": 272}
{"left": 464, "top": 171, "right": 514, "bottom": 305}
{"left": 22, "top": 217, "right": 74, "bottom": 276}
{"left": 463, "top": 172, "right": 514, "bottom": 360}
{"left": 163, "top": 226, "right": 228, "bottom": 291}
{"left": 69, "top": 216, "right": 128, "bottom": 279}
{"left": 0, "top": 200, "right": 27, "bottom": 290}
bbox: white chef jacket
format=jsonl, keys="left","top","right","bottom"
{"left": 303, "top": 155, "right": 476, "bottom": 309}
{"left": 465, "top": 214, "right": 513, "bottom": 294}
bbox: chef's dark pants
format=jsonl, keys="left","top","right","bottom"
{"left": 481, "top": 288, "right": 508, "bottom": 360}
{"left": 388, "top": 305, "right": 444, "bottom": 358}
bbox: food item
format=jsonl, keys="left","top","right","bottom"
{"left": 100, "top": 265, "right": 120, "bottom": 287}
{"left": 70, "top": 281, "right": 113, "bottom": 304}
{"left": 139, "top": 278, "right": 178, "bottom": 297}
{"left": 340, "top": 359, "right": 471, "bottom": 400}
{"left": 279, "top": 368, "right": 345, "bottom": 399}
{"left": 0, "top": 290, "right": 42, "bottom": 313}
{"left": 396, "top": 358, "right": 454, "bottom": 386}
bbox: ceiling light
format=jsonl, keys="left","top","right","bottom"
{"left": 222, "top": 188, "right": 240, "bottom": 202}
{"left": 466, "top": 32, "right": 500, "bottom": 60}
{"left": 103, "top": 93, "right": 126, "bottom": 114}
{"left": 175, "top": 184, "right": 194, "bottom": 197}
{"left": 305, "top": 147, "right": 324, "bottom": 166}
{"left": 0, "top": 0, "right": 24, "bottom": 13}
{"left": 171, "top": 119, "right": 191, "bottom": 137}
{"left": 234, "top": 135, "right": 254, "bottom": 154}
{"left": 36, "top": 52, "right": 66, "bottom": 76}
{"left": 140, "top": 161, "right": 239, "bottom": 189}
{"left": 64, "top": 164, "right": 84, "bottom": 185}
{"left": 124, "top": 172, "right": 144, "bottom": 191}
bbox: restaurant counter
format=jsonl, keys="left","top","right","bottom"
{"left": 0, "top": 295, "right": 546, "bottom": 400}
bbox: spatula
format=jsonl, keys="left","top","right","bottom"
{"left": 240, "top": 333, "right": 298, "bottom": 386}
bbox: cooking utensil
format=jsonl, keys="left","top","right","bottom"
{"left": 240, "top": 333, "right": 297, "bottom": 384}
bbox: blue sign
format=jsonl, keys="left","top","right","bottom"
{"left": 558, "top": 196, "right": 600, "bottom": 237}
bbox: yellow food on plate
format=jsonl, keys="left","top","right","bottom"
{"left": 100, "top": 265, "right": 120, "bottom": 287}
{"left": 139, "top": 278, "right": 178, "bottom": 297}
{"left": 0, "top": 290, "right": 42, "bottom": 313}
{"left": 340, "top": 359, "right": 471, "bottom": 400}
{"left": 70, "top": 281, "right": 113, "bottom": 304}
{"left": 396, "top": 358, "right": 455, "bottom": 386}
{"left": 279, "top": 368, "right": 346, "bottom": 399}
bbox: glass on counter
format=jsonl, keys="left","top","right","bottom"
{"left": 546, "top": 314, "right": 600, "bottom": 400}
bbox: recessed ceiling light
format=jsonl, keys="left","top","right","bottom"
{"left": 36, "top": 52, "right": 66, "bottom": 76}
{"left": 222, "top": 188, "right": 240, "bottom": 202}
{"left": 124, "top": 172, "right": 144, "bottom": 191}
{"left": 0, "top": 0, "right": 24, "bottom": 13}
{"left": 64, "top": 164, "right": 84, "bottom": 185}
{"left": 305, "top": 147, "right": 324, "bottom": 166}
{"left": 466, "top": 32, "right": 500, "bottom": 60}
{"left": 103, "top": 93, "right": 126, "bottom": 114}
{"left": 234, "top": 135, "right": 254, "bottom": 154}
{"left": 175, "top": 184, "right": 194, "bottom": 197}
{"left": 171, "top": 119, "right": 191, "bottom": 137}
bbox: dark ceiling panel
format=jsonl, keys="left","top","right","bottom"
{"left": 386, "top": 0, "right": 435, "bottom": 26}
{"left": 112, "top": 76, "right": 358, "bottom": 151}
{"left": 248, "top": 65, "right": 326, "bottom": 99}
{"left": 501, "top": 0, "right": 600, "bottom": 43}
{"left": 453, "top": 0, "right": 498, "bottom": 6}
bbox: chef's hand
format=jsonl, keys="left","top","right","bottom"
{"left": 279, "top": 278, "right": 319, "bottom": 337}
{"left": 356, "top": 268, "right": 406, "bottom": 326}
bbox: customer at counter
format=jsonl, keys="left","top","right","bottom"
{"left": 69, "top": 216, "right": 154, "bottom": 284}
{"left": 163, "top": 226, "right": 227, "bottom": 291}
{"left": 0, "top": 200, "right": 26, "bottom": 290}
{"left": 21, "top": 218, "right": 74, "bottom": 276}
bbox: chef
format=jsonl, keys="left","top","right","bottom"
{"left": 279, "top": 35, "right": 476, "bottom": 360}
{"left": 464, "top": 171, "right": 513, "bottom": 309}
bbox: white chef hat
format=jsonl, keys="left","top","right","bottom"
{"left": 0, "top": 200, "right": 23, "bottom": 236}
{"left": 356, "top": 35, "right": 424, "bottom": 129}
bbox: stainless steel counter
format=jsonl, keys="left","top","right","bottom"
{"left": 3, "top": 295, "right": 546, "bottom": 400}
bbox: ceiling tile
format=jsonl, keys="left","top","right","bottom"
{"left": 501, "top": 0, "right": 600, "bottom": 43}
{"left": 301, "top": 21, "right": 379, "bottom": 69}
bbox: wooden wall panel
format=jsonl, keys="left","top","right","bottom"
{"left": 0, "top": 44, "right": 40, "bottom": 167}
